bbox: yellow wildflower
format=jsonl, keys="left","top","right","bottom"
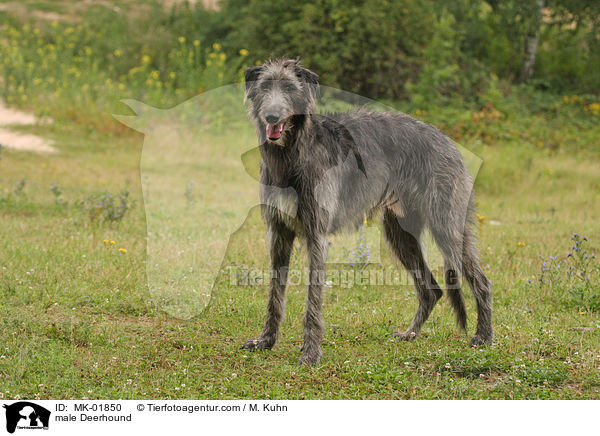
{"left": 517, "top": 241, "right": 526, "bottom": 248}
{"left": 119, "top": 248, "right": 127, "bottom": 254}
{"left": 239, "top": 49, "right": 249, "bottom": 56}
{"left": 178, "top": 36, "right": 186, "bottom": 44}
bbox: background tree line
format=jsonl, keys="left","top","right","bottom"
{"left": 1, "top": 0, "right": 598, "bottom": 121}
{"left": 181, "top": 0, "right": 600, "bottom": 104}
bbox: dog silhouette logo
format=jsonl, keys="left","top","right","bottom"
{"left": 2, "top": 402, "right": 50, "bottom": 433}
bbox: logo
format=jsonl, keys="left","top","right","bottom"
{"left": 2, "top": 402, "right": 50, "bottom": 434}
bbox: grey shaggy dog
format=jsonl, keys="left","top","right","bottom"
{"left": 241, "top": 59, "right": 492, "bottom": 365}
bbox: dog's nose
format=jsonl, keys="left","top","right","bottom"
{"left": 265, "top": 113, "right": 280, "bottom": 124}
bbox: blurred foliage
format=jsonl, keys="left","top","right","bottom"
{"left": 0, "top": 11, "right": 248, "bottom": 131}
{"left": 217, "top": 0, "right": 600, "bottom": 101}
{"left": 0, "top": 0, "right": 598, "bottom": 129}
{"left": 218, "top": 0, "right": 436, "bottom": 99}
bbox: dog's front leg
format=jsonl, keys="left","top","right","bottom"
{"left": 242, "top": 223, "right": 295, "bottom": 351}
{"left": 299, "top": 233, "right": 328, "bottom": 366}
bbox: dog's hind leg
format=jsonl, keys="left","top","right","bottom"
{"left": 426, "top": 214, "right": 468, "bottom": 333}
{"left": 429, "top": 209, "right": 492, "bottom": 346}
{"left": 242, "top": 222, "right": 295, "bottom": 351}
{"left": 382, "top": 208, "right": 443, "bottom": 340}
{"left": 461, "top": 229, "right": 493, "bottom": 346}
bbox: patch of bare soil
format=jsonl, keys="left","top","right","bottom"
{"left": 0, "top": 99, "right": 56, "bottom": 153}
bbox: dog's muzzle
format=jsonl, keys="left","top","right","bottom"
{"left": 264, "top": 110, "right": 287, "bottom": 141}
{"left": 266, "top": 121, "right": 285, "bottom": 141}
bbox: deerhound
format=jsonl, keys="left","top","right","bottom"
{"left": 241, "top": 59, "right": 492, "bottom": 365}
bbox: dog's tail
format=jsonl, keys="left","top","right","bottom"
{"left": 448, "top": 290, "right": 467, "bottom": 331}
{"left": 445, "top": 269, "right": 467, "bottom": 332}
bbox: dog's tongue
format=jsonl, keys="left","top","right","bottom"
{"left": 266, "top": 123, "right": 284, "bottom": 139}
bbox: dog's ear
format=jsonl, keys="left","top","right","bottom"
{"left": 294, "top": 65, "right": 319, "bottom": 101}
{"left": 244, "top": 65, "right": 263, "bottom": 100}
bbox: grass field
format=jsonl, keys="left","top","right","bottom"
{"left": 0, "top": 2, "right": 599, "bottom": 400}
{"left": 1, "top": 99, "right": 599, "bottom": 399}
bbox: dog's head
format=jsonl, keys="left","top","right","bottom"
{"left": 245, "top": 58, "right": 319, "bottom": 144}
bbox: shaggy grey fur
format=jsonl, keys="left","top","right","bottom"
{"left": 241, "top": 59, "right": 493, "bottom": 365}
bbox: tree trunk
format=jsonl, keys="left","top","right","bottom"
{"left": 520, "top": 0, "right": 544, "bottom": 83}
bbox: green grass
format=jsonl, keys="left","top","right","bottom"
{"left": 1, "top": 106, "right": 599, "bottom": 399}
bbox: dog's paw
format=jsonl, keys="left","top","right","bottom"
{"left": 470, "top": 334, "right": 493, "bottom": 347}
{"left": 241, "top": 336, "right": 275, "bottom": 351}
{"left": 392, "top": 330, "right": 417, "bottom": 341}
{"left": 298, "top": 348, "right": 322, "bottom": 366}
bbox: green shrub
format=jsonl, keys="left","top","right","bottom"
{"left": 220, "top": 0, "right": 435, "bottom": 99}
{"left": 0, "top": 9, "right": 248, "bottom": 131}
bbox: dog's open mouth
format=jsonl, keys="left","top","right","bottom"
{"left": 266, "top": 122, "right": 285, "bottom": 141}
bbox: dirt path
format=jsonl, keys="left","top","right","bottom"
{"left": 0, "top": 100, "right": 56, "bottom": 153}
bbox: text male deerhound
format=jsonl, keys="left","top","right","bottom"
{"left": 241, "top": 59, "right": 492, "bottom": 365}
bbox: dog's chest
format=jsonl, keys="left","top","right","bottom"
{"left": 261, "top": 184, "right": 299, "bottom": 222}
{"left": 259, "top": 168, "right": 319, "bottom": 232}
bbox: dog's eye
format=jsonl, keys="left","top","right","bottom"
{"left": 283, "top": 83, "right": 297, "bottom": 93}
